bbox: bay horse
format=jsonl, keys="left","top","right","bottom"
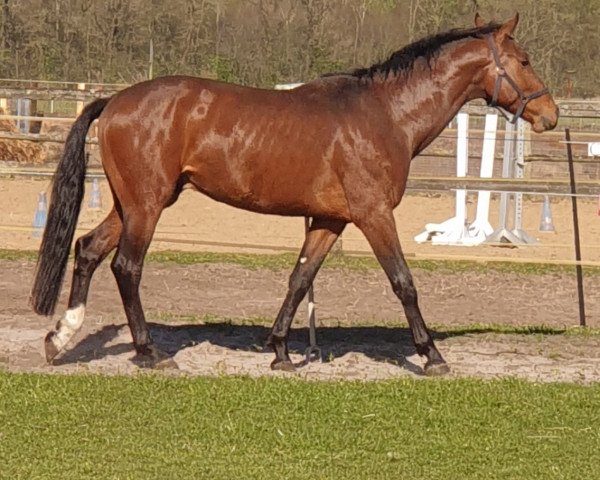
{"left": 31, "top": 13, "right": 558, "bottom": 375}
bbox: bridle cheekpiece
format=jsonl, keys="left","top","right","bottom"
{"left": 486, "top": 34, "right": 548, "bottom": 123}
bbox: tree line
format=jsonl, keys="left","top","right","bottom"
{"left": 0, "top": 0, "right": 598, "bottom": 97}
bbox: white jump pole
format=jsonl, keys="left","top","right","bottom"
{"left": 454, "top": 111, "right": 469, "bottom": 230}
{"left": 414, "top": 112, "right": 470, "bottom": 244}
{"left": 464, "top": 113, "right": 498, "bottom": 244}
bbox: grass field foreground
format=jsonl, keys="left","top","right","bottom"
{"left": 0, "top": 373, "right": 599, "bottom": 480}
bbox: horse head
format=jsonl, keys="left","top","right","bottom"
{"left": 477, "top": 13, "right": 559, "bottom": 132}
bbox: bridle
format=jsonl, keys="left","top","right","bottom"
{"left": 486, "top": 34, "right": 549, "bottom": 123}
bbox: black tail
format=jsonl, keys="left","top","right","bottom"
{"left": 31, "top": 98, "right": 110, "bottom": 316}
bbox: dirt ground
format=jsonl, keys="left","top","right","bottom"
{"left": 3, "top": 177, "right": 600, "bottom": 263}
{"left": 1, "top": 177, "right": 600, "bottom": 383}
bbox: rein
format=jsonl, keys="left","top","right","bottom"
{"left": 486, "top": 34, "right": 549, "bottom": 123}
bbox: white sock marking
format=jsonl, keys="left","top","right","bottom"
{"left": 53, "top": 304, "right": 86, "bottom": 350}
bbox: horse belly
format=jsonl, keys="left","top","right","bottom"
{"left": 183, "top": 158, "right": 347, "bottom": 218}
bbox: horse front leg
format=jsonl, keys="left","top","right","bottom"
{"left": 355, "top": 208, "right": 449, "bottom": 376}
{"left": 267, "top": 218, "right": 346, "bottom": 371}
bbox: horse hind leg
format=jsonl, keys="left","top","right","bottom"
{"left": 45, "top": 208, "right": 122, "bottom": 363}
{"left": 110, "top": 207, "right": 176, "bottom": 369}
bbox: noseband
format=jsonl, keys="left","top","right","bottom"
{"left": 486, "top": 34, "right": 549, "bottom": 123}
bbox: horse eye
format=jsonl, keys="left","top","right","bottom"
{"left": 521, "top": 60, "right": 530, "bottom": 67}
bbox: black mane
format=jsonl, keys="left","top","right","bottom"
{"left": 350, "top": 23, "right": 501, "bottom": 80}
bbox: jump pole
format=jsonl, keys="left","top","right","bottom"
{"left": 414, "top": 112, "right": 470, "bottom": 244}
{"left": 415, "top": 112, "right": 499, "bottom": 246}
{"left": 464, "top": 113, "right": 498, "bottom": 244}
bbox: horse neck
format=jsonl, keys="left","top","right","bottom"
{"left": 379, "top": 39, "right": 488, "bottom": 157}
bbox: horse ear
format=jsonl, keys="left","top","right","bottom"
{"left": 498, "top": 12, "right": 519, "bottom": 39}
{"left": 474, "top": 13, "right": 486, "bottom": 28}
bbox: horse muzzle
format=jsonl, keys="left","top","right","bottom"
{"left": 532, "top": 105, "right": 559, "bottom": 133}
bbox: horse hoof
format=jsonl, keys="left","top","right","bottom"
{"left": 424, "top": 361, "right": 450, "bottom": 377}
{"left": 133, "top": 347, "right": 177, "bottom": 370}
{"left": 270, "top": 359, "right": 296, "bottom": 372}
{"left": 44, "top": 332, "right": 60, "bottom": 364}
{"left": 154, "top": 356, "right": 179, "bottom": 371}
{"left": 133, "top": 355, "right": 178, "bottom": 370}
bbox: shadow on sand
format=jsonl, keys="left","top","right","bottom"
{"left": 52, "top": 322, "right": 566, "bottom": 375}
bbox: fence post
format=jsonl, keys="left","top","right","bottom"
{"left": 76, "top": 83, "right": 86, "bottom": 115}
{"left": 565, "top": 128, "right": 586, "bottom": 327}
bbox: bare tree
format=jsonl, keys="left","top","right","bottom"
{"left": 0, "top": 0, "right": 595, "bottom": 96}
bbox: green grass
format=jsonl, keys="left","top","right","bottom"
{"left": 432, "top": 322, "right": 600, "bottom": 337}
{"left": 0, "top": 248, "right": 39, "bottom": 262}
{"left": 0, "top": 373, "right": 598, "bottom": 479}
{"left": 2, "top": 248, "right": 600, "bottom": 276}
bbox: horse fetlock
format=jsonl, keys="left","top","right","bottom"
{"left": 266, "top": 332, "right": 285, "bottom": 348}
{"left": 134, "top": 342, "right": 158, "bottom": 357}
{"left": 266, "top": 333, "right": 293, "bottom": 368}
{"left": 134, "top": 342, "right": 171, "bottom": 361}
{"left": 415, "top": 341, "right": 433, "bottom": 358}
{"left": 45, "top": 305, "right": 86, "bottom": 361}
{"left": 64, "top": 304, "right": 86, "bottom": 328}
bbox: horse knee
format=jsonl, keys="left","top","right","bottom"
{"left": 111, "top": 253, "right": 142, "bottom": 286}
{"left": 392, "top": 278, "right": 418, "bottom": 306}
